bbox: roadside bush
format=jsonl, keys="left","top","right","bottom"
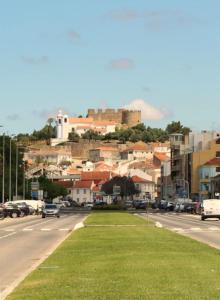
{"left": 92, "top": 204, "right": 126, "bottom": 211}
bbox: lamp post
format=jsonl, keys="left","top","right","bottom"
{"left": 0, "top": 126, "right": 5, "bottom": 203}
{"left": 15, "top": 142, "right": 18, "bottom": 200}
{"left": 9, "top": 134, "right": 15, "bottom": 201}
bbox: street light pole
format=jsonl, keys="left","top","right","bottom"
{"left": 1, "top": 130, "right": 5, "bottom": 203}
{"left": 23, "top": 161, "right": 25, "bottom": 199}
{"left": 9, "top": 136, "right": 12, "bottom": 201}
{"left": 15, "top": 143, "right": 18, "bottom": 200}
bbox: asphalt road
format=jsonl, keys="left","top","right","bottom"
{"left": 141, "top": 211, "right": 220, "bottom": 249}
{"left": 0, "top": 213, "right": 87, "bottom": 299}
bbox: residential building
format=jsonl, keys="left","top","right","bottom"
{"left": 199, "top": 158, "right": 220, "bottom": 200}
{"left": 81, "top": 171, "right": 113, "bottom": 184}
{"left": 24, "top": 148, "right": 73, "bottom": 165}
{"left": 191, "top": 138, "right": 220, "bottom": 199}
{"left": 132, "top": 175, "right": 155, "bottom": 200}
{"left": 120, "top": 143, "right": 153, "bottom": 161}
{"left": 72, "top": 180, "right": 94, "bottom": 204}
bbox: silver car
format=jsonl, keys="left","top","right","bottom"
{"left": 42, "top": 204, "right": 60, "bottom": 218}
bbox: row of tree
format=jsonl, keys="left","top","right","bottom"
{"left": 68, "top": 121, "right": 191, "bottom": 143}
{"left": 16, "top": 119, "right": 190, "bottom": 145}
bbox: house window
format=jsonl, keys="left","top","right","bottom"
{"left": 77, "top": 198, "right": 79, "bottom": 202}
{"left": 83, "top": 189, "right": 87, "bottom": 194}
{"left": 216, "top": 167, "right": 220, "bottom": 173}
{"left": 216, "top": 151, "right": 220, "bottom": 157}
{"left": 64, "top": 118, "right": 67, "bottom": 123}
{"left": 77, "top": 189, "right": 79, "bottom": 194}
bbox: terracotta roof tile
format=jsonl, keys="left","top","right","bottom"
{"left": 204, "top": 158, "right": 220, "bottom": 166}
{"left": 132, "top": 175, "right": 154, "bottom": 184}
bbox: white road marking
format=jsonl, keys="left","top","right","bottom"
{"left": 0, "top": 232, "right": 16, "bottom": 239}
{"left": 4, "top": 229, "right": 15, "bottom": 232}
{"left": 23, "top": 228, "right": 33, "bottom": 232}
{"left": 189, "top": 227, "right": 202, "bottom": 231}
{"left": 25, "top": 218, "right": 55, "bottom": 229}
{"left": 172, "top": 228, "right": 184, "bottom": 232}
{"left": 209, "top": 227, "right": 220, "bottom": 231}
{"left": 59, "top": 228, "right": 70, "bottom": 231}
{"left": 41, "top": 228, "right": 51, "bottom": 231}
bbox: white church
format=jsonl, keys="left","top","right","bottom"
{"left": 51, "top": 111, "right": 118, "bottom": 146}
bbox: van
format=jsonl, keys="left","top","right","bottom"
{"left": 201, "top": 199, "right": 220, "bottom": 221}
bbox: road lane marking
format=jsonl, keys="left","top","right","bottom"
{"left": 23, "top": 228, "right": 33, "bottom": 232}
{"left": 4, "top": 229, "right": 15, "bottom": 232}
{"left": 0, "top": 232, "right": 16, "bottom": 239}
{"left": 59, "top": 228, "right": 70, "bottom": 231}
{"left": 25, "top": 218, "right": 55, "bottom": 229}
{"left": 172, "top": 228, "right": 184, "bottom": 232}
{"left": 209, "top": 227, "right": 220, "bottom": 231}
{"left": 41, "top": 228, "right": 51, "bottom": 231}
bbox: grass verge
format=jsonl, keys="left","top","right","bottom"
{"left": 6, "top": 212, "right": 220, "bottom": 300}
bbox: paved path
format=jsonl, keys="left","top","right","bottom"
{"left": 0, "top": 213, "right": 86, "bottom": 299}
{"left": 140, "top": 212, "right": 220, "bottom": 249}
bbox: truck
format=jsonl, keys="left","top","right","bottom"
{"left": 201, "top": 199, "right": 220, "bottom": 221}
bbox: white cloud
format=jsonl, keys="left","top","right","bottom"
{"left": 124, "top": 99, "right": 168, "bottom": 120}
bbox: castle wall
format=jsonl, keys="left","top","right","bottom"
{"left": 87, "top": 109, "right": 141, "bottom": 127}
{"left": 88, "top": 109, "right": 123, "bottom": 123}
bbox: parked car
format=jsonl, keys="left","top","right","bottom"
{"left": 84, "top": 202, "right": 94, "bottom": 208}
{"left": 165, "top": 202, "right": 175, "bottom": 211}
{"left": 0, "top": 204, "right": 5, "bottom": 220}
{"left": 16, "top": 202, "right": 30, "bottom": 216}
{"left": 42, "top": 204, "right": 60, "bottom": 218}
{"left": 125, "top": 200, "right": 133, "bottom": 208}
{"left": 133, "top": 200, "right": 147, "bottom": 209}
{"left": 4, "top": 203, "right": 21, "bottom": 218}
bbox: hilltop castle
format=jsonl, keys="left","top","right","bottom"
{"left": 87, "top": 108, "right": 141, "bottom": 127}
{"left": 53, "top": 108, "right": 141, "bottom": 144}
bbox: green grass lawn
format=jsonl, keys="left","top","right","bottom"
{"left": 6, "top": 212, "right": 220, "bottom": 300}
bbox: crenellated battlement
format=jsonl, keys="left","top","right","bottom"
{"left": 87, "top": 108, "right": 141, "bottom": 127}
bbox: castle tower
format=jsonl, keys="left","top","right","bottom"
{"left": 122, "top": 110, "right": 141, "bottom": 127}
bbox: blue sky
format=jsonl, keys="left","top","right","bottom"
{"left": 0, "top": 0, "right": 220, "bottom": 134}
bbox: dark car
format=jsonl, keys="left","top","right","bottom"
{"left": 0, "top": 204, "right": 5, "bottom": 220}
{"left": 133, "top": 200, "right": 147, "bottom": 209}
{"left": 4, "top": 203, "right": 21, "bottom": 218}
{"left": 16, "top": 202, "right": 30, "bottom": 216}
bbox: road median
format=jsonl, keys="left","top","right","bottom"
{"left": 6, "top": 212, "right": 220, "bottom": 300}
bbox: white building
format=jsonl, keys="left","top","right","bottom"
{"left": 132, "top": 175, "right": 155, "bottom": 200}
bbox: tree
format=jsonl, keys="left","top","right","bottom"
{"left": 101, "top": 176, "right": 138, "bottom": 203}
{"left": 38, "top": 176, "right": 68, "bottom": 200}
{"left": 166, "top": 121, "right": 191, "bottom": 136}
{"left": 0, "top": 135, "right": 25, "bottom": 201}
{"left": 82, "top": 130, "right": 102, "bottom": 141}
{"left": 68, "top": 129, "right": 80, "bottom": 142}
